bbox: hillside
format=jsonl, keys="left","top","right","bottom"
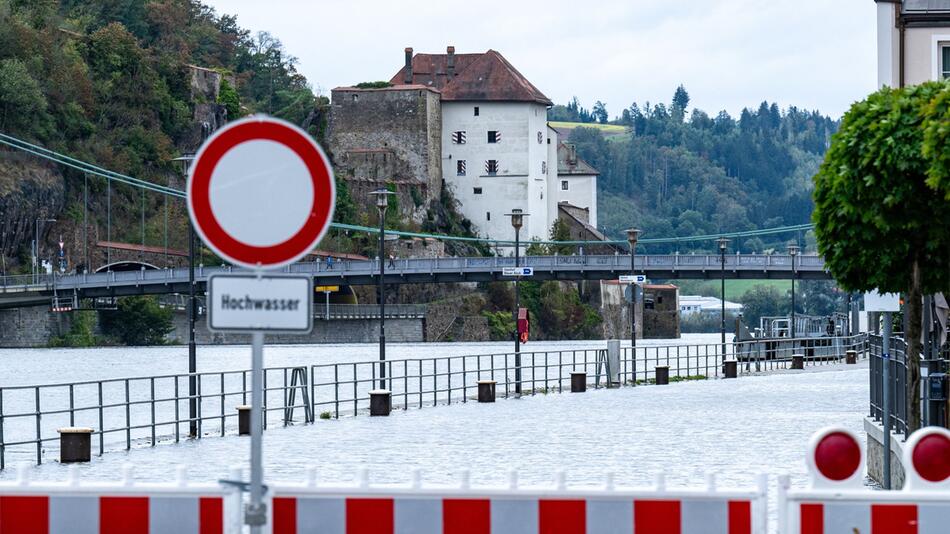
{"left": 551, "top": 90, "right": 838, "bottom": 253}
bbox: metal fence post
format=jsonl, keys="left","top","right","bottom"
{"left": 882, "top": 311, "right": 892, "bottom": 490}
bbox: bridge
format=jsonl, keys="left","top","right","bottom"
{"left": 0, "top": 253, "right": 828, "bottom": 308}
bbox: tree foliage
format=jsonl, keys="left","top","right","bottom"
{"left": 101, "top": 296, "right": 173, "bottom": 346}
{"left": 555, "top": 87, "right": 836, "bottom": 252}
{"left": 813, "top": 82, "right": 950, "bottom": 432}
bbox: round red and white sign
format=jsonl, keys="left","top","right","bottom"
{"left": 187, "top": 116, "right": 335, "bottom": 270}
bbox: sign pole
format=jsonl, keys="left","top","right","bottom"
{"left": 882, "top": 310, "right": 892, "bottom": 490}
{"left": 248, "top": 329, "right": 266, "bottom": 531}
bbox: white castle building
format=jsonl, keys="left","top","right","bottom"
{"left": 329, "top": 47, "right": 598, "bottom": 245}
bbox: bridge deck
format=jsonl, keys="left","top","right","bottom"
{"left": 0, "top": 254, "right": 828, "bottom": 307}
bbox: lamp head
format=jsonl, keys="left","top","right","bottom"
{"left": 505, "top": 209, "right": 528, "bottom": 230}
{"left": 625, "top": 228, "right": 641, "bottom": 247}
{"left": 787, "top": 243, "right": 800, "bottom": 256}
{"left": 369, "top": 188, "right": 395, "bottom": 210}
{"left": 717, "top": 237, "right": 730, "bottom": 252}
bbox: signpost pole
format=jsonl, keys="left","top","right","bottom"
{"left": 325, "top": 291, "right": 330, "bottom": 321}
{"left": 882, "top": 310, "right": 892, "bottom": 490}
{"left": 247, "top": 330, "right": 266, "bottom": 532}
{"left": 188, "top": 222, "right": 197, "bottom": 438}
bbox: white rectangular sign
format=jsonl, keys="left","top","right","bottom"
{"left": 502, "top": 267, "right": 534, "bottom": 277}
{"left": 619, "top": 274, "right": 646, "bottom": 284}
{"left": 208, "top": 274, "right": 313, "bottom": 333}
{"left": 863, "top": 290, "right": 901, "bottom": 312}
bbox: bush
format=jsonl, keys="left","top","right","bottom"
{"left": 482, "top": 310, "right": 513, "bottom": 341}
{"left": 100, "top": 296, "right": 173, "bottom": 346}
{"left": 49, "top": 311, "right": 99, "bottom": 347}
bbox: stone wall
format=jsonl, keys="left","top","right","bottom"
{"left": 0, "top": 306, "right": 72, "bottom": 347}
{"left": 642, "top": 285, "right": 680, "bottom": 339}
{"left": 168, "top": 312, "right": 424, "bottom": 345}
{"left": 329, "top": 86, "right": 442, "bottom": 222}
{"left": 865, "top": 416, "right": 906, "bottom": 489}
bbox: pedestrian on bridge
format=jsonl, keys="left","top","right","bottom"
{"left": 326, "top": 255, "right": 334, "bottom": 270}
{"left": 388, "top": 253, "right": 396, "bottom": 268}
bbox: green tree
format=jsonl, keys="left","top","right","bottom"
{"left": 813, "top": 82, "right": 950, "bottom": 431}
{"left": 0, "top": 58, "right": 48, "bottom": 135}
{"left": 737, "top": 285, "right": 785, "bottom": 328}
{"left": 592, "top": 101, "right": 608, "bottom": 124}
{"left": 101, "top": 296, "right": 173, "bottom": 345}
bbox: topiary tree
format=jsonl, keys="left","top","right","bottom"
{"left": 813, "top": 82, "right": 950, "bottom": 432}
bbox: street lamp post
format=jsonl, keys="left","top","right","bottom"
{"left": 788, "top": 244, "right": 800, "bottom": 341}
{"left": 718, "top": 237, "right": 730, "bottom": 359}
{"left": 506, "top": 209, "right": 528, "bottom": 395}
{"left": 34, "top": 218, "right": 56, "bottom": 284}
{"left": 172, "top": 154, "right": 198, "bottom": 438}
{"left": 625, "top": 228, "right": 641, "bottom": 348}
{"left": 370, "top": 188, "right": 396, "bottom": 390}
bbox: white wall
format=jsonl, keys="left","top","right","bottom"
{"left": 877, "top": 1, "right": 899, "bottom": 87}
{"left": 556, "top": 174, "right": 598, "bottom": 228}
{"left": 905, "top": 27, "right": 950, "bottom": 85}
{"left": 441, "top": 101, "right": 550, "bottom": 245}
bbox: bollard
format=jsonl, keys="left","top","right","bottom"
{"left": 477, "top": 380, "right": 496, "bottom": 402}
{"left": 370, "top": 390, "right": 391, "bottom": 416}
{"left": 791, "top": 354, "right": 804, "bottom": 370}
{"left": 846, "top": 350, "right": 857, "bottom": 365}
{"left": 723, "top": 360, "right": 738, "bottom": 379}
{"left": 655, "top": 366, "right": 670, "bottom": 385}
{"left": 57, "top": 427, "right": 93, "bottom": 463}
{"left": 237, "top": 405, "right": 251, "bottom": 435}
{"left": 570, "top": 372, "right": 587, "bottom": 393}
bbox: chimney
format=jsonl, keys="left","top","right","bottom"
{"left": 446, "top": 46, "right": 456, "bottom": 79}
{"left": 569, "top": 143, "right": 577, "bottom": 165}
{"left": 404, "top": 47, "right": 413, "bottom": 85}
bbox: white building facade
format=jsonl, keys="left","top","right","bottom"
{"left": 876, "top": 0, "right": 950, "bottom": 87}
{"left": 390, "top": 48, "right": 596, "bottom": 246}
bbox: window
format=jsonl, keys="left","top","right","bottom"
{"left": 452, "top": 131, "right": 466, "bottom": 144}
{"left": 943, "top": 45, "right": 950, "bottom": 79}
{"left": 561, "top": 180, "right": 569, "bottom": 191}
{"left": 351, "top": 94, "right": 359, "bottom": 102}
{"left": 488, "top": 130, "right": 500, "bottom": 143}
{"left": 486, "top": 212, "right": 491, "bottom": 221}
{"left": 473, "top": 187, "right": 483, "bottom": 195}
{"left": 537, "top": 132, "right": 543, "bottom": 144}
{"left": 541, "top": 161, "right": 547, "bottom": 175}
{"left": 474, "top": 106, "right": 479, "bottom": 116}
{"left": 485, "top": 160, "right": 498, "bottom": 175}
{"left": 457, "top": 160, "right": 466, "bottom": 176}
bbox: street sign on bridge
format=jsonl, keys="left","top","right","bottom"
{"left": 502, "top": 267, "right": 534, "bottom": 277}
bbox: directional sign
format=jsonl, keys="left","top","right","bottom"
{"left": 208, "top": 274, "right": 313, "bottom": 333}
{"left": 315, "top": 285, "right": 340, "bottom": 292}
{"left": 502, "top": 267, "right": 534, "bottom": 277}
{"left": 619, "top": 274, "right": 646, "bottom": 285}
{"left": 187, "top": 115, "right": 335, "bottom": 270}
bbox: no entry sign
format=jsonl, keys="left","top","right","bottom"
{"left": 187, "top": 115, "right": 335, "bottom": 270}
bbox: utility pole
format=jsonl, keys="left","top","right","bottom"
{"left": 506, "top": 209, "right": 528, "bottom": 396}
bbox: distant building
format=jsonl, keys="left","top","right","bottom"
{"left": 679, "top": 295, "right": 743, "bottom": 316}
{"left": 329, "top": 47, "right": 600, "bottom": 245}
{"left": 876, "top": 0, "right": 950, "bottom": 87}
{"left": 642, "top": 284, "right": 680, "bottom": 339}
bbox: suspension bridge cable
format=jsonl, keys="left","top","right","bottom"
{"left": 1, "top": 130, "right": 815, "bottom": 247}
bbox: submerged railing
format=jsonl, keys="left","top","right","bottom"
{"left": 0, "top": 334, "right": 867, "bottom": 468}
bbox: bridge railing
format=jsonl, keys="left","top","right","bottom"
{"left": 0, "top": 334, "right": 866, "bottom": 469}
{"left": 0, "top": 254, "right": 828, "bottom": 295}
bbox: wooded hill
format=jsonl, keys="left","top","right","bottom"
{"left": 551, "top": 89, "right": 839, "bottom": 253}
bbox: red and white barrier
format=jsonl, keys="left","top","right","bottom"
{"left": 0, "top": 465, "right": 239, "bottom": 534}
{"left": 266, "top": 468, "right": 767, "bottom": 534}
{"left": 779, "top": 426, "right": 950, "bottom": 534}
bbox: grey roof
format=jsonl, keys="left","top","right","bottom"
{"left": 556, "top": 143, "right": 599, "bottom": 176}
{"left": 903, "top": 0, "right": 950, "bottom": 12}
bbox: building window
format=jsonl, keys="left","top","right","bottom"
{"left": 942, "top": 45, "right": 950, "bottom": 79}
{"left": 474, "top": 187, "right": 483, "bottom": 195}
{"left": 488, "top": 130, "right": 500, "bottom": 143}
{"left": 537, "top": 132, "right": 543, "bottom": 144}
{"left": 541, "top": 161, "right": 547, "bottom": 175}
{"left": 547, "top": 138, "right": 551, "bottom": 144}
{"left": 474, "top": 106, "right": 479, "bottom": 116}
{"left": 485, "top": 160, "right": 498, "bottom": 176}
{"left": 486, "top": 212, "right": 491, "bottom": 221}
{"left": 457, "top": 160, "right": 466, "bottom": 176}
{"left": 352, "top": 94, "right": 359, "bottom": 102}
{"left": 561, "top": 180, "right": 569, "bottom": 191}
{"left": 452, "top": 131, "right": 466, "bottom": 144}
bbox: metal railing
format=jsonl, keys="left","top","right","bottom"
{"left": 869, "top": 334, "right": 910, "bottom": 437}
{"left": 0, "top": 335, "right": 866, "bottom": 468}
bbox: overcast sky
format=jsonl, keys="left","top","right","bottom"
{"left": 201, "top": 0, "right": 877, "bottom": 119}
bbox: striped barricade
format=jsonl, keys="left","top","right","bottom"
{"left": 779, "top": 426, "right": 950, "bottom": 534}
{"left": 0, "top": 464, "right": 240, "bottom": 534}
{"left": 266, "top": 468, "right": 767, "bottom": 533}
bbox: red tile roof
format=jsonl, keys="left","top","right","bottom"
{"left": 390, "top": 49, "right": 552, "bottom": 105}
